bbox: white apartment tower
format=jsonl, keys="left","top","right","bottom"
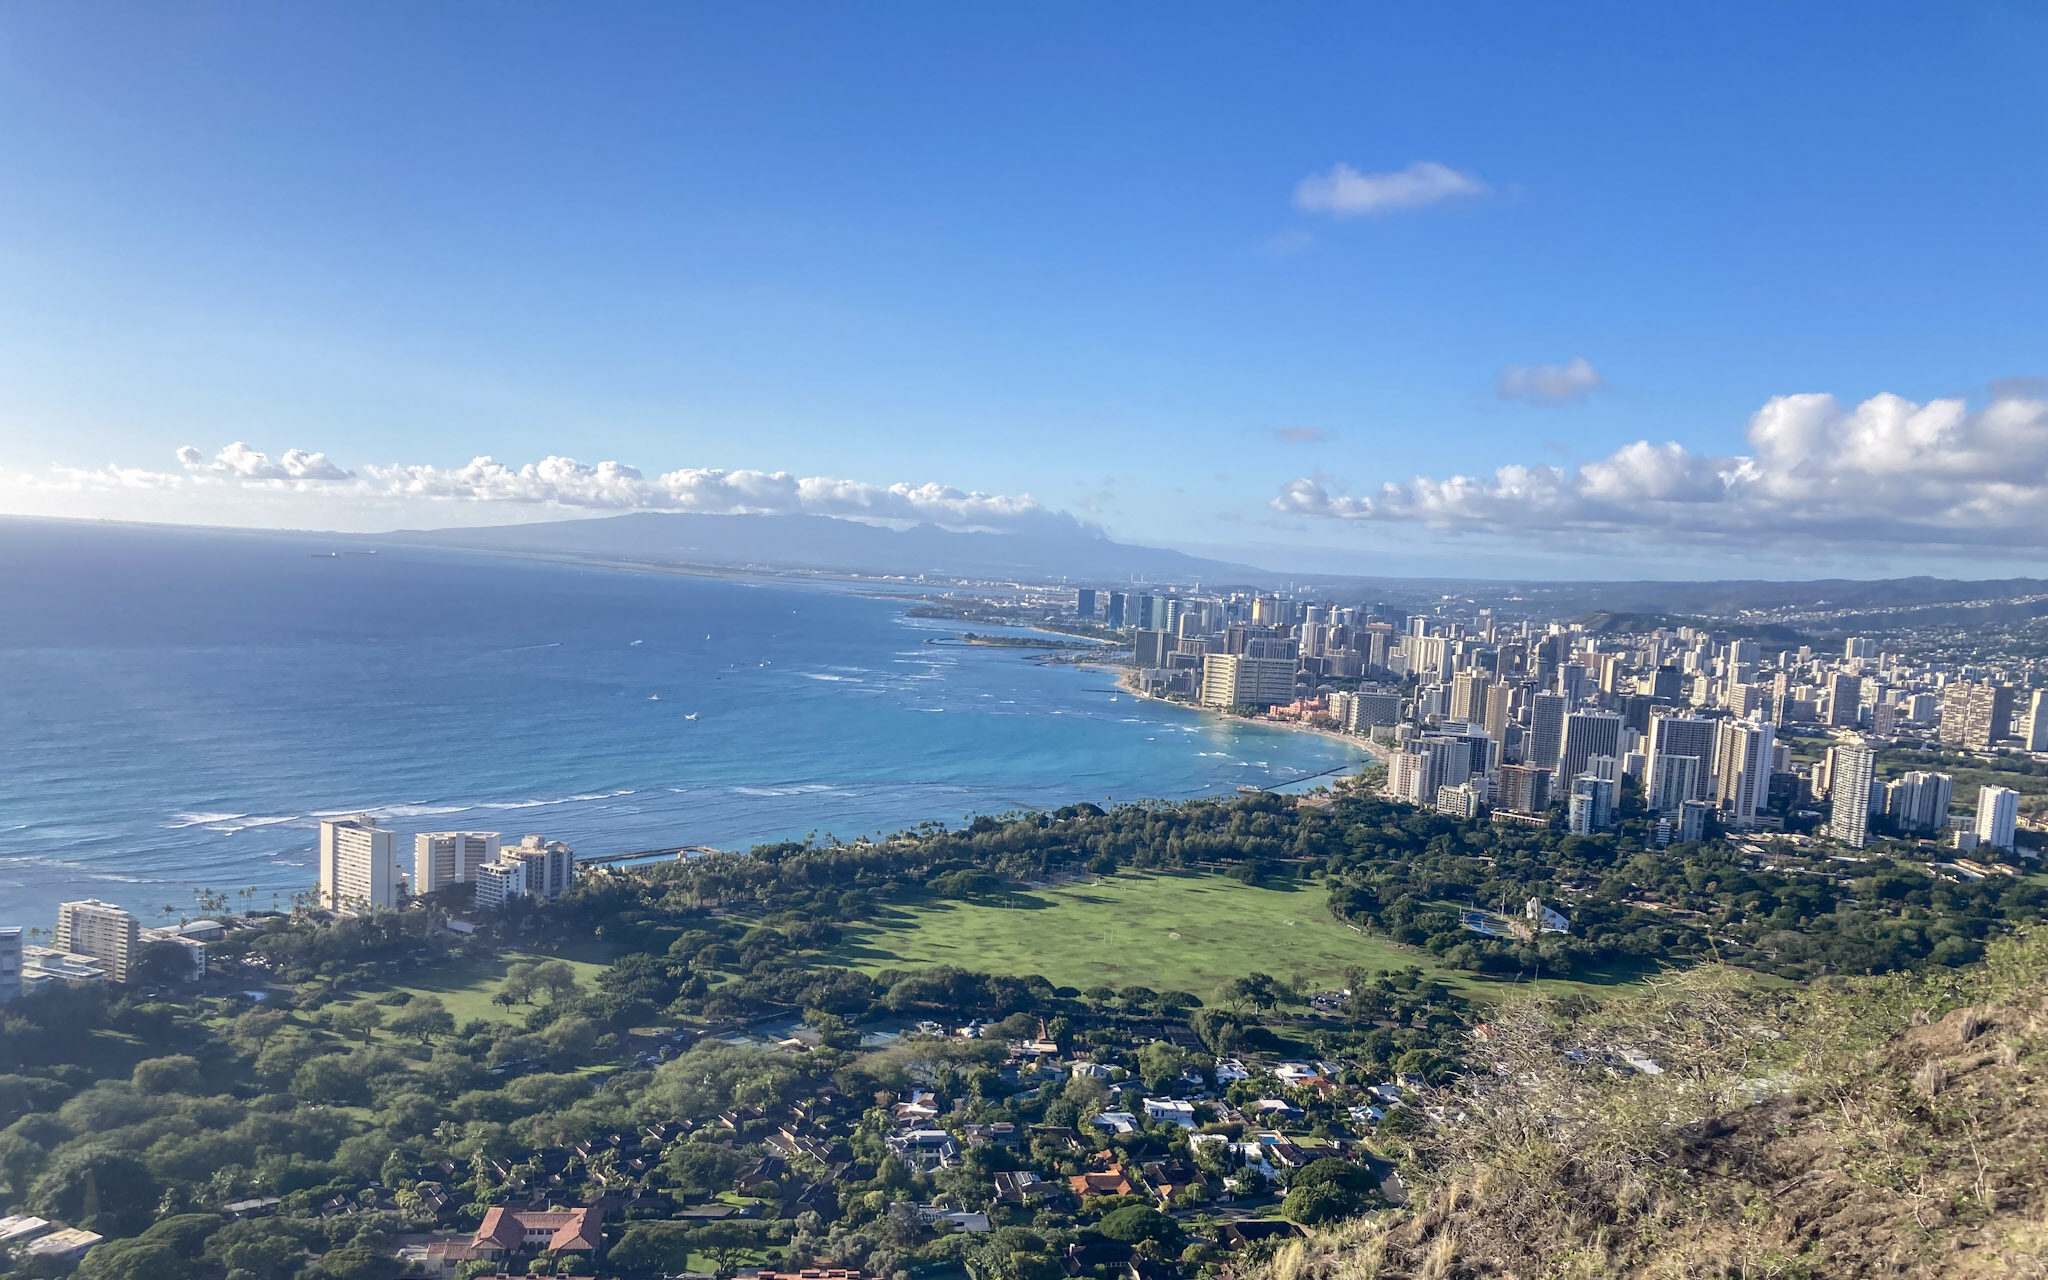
{"left": 473, "top": 836, "right": 577, "bottom": 911}
{"left": 1646, "top": 713, "right": 1718, "bottom": 810}
{"left": 319, "top": 816, "right": 402, "bottom": 912}
{"left": 1827, "top": 739, "right": 1876, "bottom": 849}
{"left": 414, "top": 831, "right": 501, "bottom": 895}
{"left": 54, "top": 899, "right": 139, "bottom": 982}
{"left": 1893, "top": 771, "right": 1954, "bottom": 834}
{"left": 1198, "top": 654, "right": 1296, "bottom": 710}
{"left": 1975, "top": 785, "right": 2019, "bottom": 851}
{"left": 1556, "top": 710, "right": 1623, "bottom": 786}
{"left": 1714, "top": 717, "right": 1777, "bottom": 827}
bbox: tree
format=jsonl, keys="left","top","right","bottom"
{"left": 662, "top": 1142, "right": 741, "bottom": 1197}
{"left": 529, "top": 960, "right": 583, "bottom": 1003}
{"left": 332, "top": 1003, "right": 385, "bottom": 1044}
{"left": 1280, "top": 1157, "right": 1381, "bottom": 1225}
{"left": 128, "top": 940, "right": 199, "bottom": 987}
{"left": 1136, "top": 1042, "right": 1186, "bottom": 1093}
{"left": 693, "top": 1220, "right": 762, "bottom": 1276}
{"left": 1096, "top": 1205, "right": 1180, "bottom": 1246}
{"left": 388, "top": 994, "right": 455, "bottom": 1043}
{"left": 76, "top": 1238, "right": 184, "bottom": 1280}
{"left": 609, "top": 1222, "right": 695, "bottom": 1276}
{"left": 292, "top": 1054, "right": 372, "bottom": 1106}
{"left": 317, "top": 1240, "right": 402, "bottom": 1279}
{"left": 131, "top": 1054, "right": 203, "bottom": 1095}
{"left": 29, "top": 1147, "right": 160, "bottom": 1235}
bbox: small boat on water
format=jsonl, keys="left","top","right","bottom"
{"left": 684, "top": 712, "right": 699, "bottom": 721}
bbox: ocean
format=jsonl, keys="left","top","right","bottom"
{"left": 0, "top": 518, "right": 1367, "bottom": 932}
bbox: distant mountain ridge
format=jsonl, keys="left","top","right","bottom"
{"left": 374, "top": 511, "right": 1265, "bottom": 583}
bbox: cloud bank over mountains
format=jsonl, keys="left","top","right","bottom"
{"left": 13, "top": 444, "right": 1078, "bottom": 534}
{"left": 1275, "top": 388, "right": 2048, "bottom": 553}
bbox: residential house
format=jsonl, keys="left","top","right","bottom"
{"left": 1218, "top": 1220, "right": 1304, "bottom": 1250}
{"left": 1068, "top": 1167, "right": 1134, "bottom": 1198}
{"left": 960, "top": 1121, "right": 1022, "bottom": 1151}
{"left": 885, "top": 1129, "right": 957, "bottom": 1169}
{"left": 471, "top": 1207, "right": 604, "bottom": 1265}
{"left": 993, "top": 1171, "right": 1052, "bottom": 1205}
{"left": 732, "top": 1156, "right": 789, "bottom": 1194}
{"left": 1141, "top": 1099, "right": 1197, "bottom": 1129}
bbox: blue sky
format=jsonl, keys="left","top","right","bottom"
{"left": 1, "top": 3, "right": 2045, "bottom": 577}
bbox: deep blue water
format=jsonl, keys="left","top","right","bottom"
{"left": 0, "top": 519, "right": 1365, "bottom": 932}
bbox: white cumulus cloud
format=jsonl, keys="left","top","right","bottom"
{"left": 178, "top": 441, "right": 354, "bottom": 481}
{"left": 6, "top": 444, "right": 1075, "bottom": 534}
{"left": 1272, "top": 387, "right": 2048, "bottom": 553}
{"left": 1294, "top": 161, "right": 1489, "bottom": 217}
{"left": 1498, "top": 357, "right": 1604, "bottom": 406}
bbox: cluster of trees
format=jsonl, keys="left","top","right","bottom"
{"left": 9, "top": 783, "right": 2043, "bottom": 1278}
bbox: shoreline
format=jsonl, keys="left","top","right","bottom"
{"left": 1104, "top": 664, "right": 1390, "bottom": 767}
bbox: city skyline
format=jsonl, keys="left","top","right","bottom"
{"left": 1, "top": 5, "right": 2045, "bottom": 578}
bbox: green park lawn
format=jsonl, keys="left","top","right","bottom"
{"left": 828, "top": 872, "right": 1477, "bottom": 1000}
{"left": 329, "top": 947, "right": 613, "bottom": 1026}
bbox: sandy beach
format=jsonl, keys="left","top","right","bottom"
{"left": 1108, "top": 664, "right": 1391, "bottom": 765}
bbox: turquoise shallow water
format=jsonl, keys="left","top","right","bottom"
{"left": 0, "top": 519, "right": 1365, "bottom": 931}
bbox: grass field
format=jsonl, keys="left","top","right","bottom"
{"left": 823, "top": 872, "right": 1619, "bottom": 1001}
{"left": 331, "top": 947, "right": 614, "bottom": 1025}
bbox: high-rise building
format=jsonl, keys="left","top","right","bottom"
{"left": 1105, "top": 592, "right": 1127, "bottom": 630}
{"left": 1714, "top": 718, "right": 1777, "bottom": 826}
{"left": 414, "top": 832, "right": 501, "bottom": 896}
{"left": 1975, "top": 785, "right": 2019, "bottom": 851}
{"left": 319, "top": 816, "right": 402, "bottom": 912}
{"left": 1076, "top": 588, "right": 1097, "bottom": 619}
{"left": 0, "top": 928, "right": 20, "bottom": 1004}
{"left": 1349, "top": 690, "right": 1402, "bottom": 732}
{"left": 473, "top": 836, "right": 578, "bottom": 910}
{"left": 1435, "top": 783, "right": 1483, "bottom": 820}
{"left": 505, "top": 835, "right": 577, "bottom": 896}
{"left": 1527, "top": 693, "right": 1567, "bottom": 772}
{"left": 1199, "top": 654, "right": 1296, "bottom": 709}
{"left": 1825, "top": 672, "right": 1863, "bottom": 727}
{"left": 1648, "top": 665, "right": 1685, "bottom": 701}
{"left": 1133, "top": 630, "right": 1171, "bottom": 668}
{"left": 54, "top": 899, "right": 139, "bottom": 982}
{"left": 1557, "top": 661, "right": 1589, "bottom": 705}
{"left": 1647, "top": 753, "right": 1701, "bottom": 816}
{"left": 1484, "top": 682, "right": 1514, "bottom": 743}
{"left": 1449, "top": 671, "right": 1491, "bottom": 725}
{"left": 1844, "top": 637, "right": 1876, "bottom": 660}
{"left": 1939, "top": 682, "right": 2015, "bottom": 750}
{"left": 1557, "top": 710, "right": 1623, "bottom": 785}
{"left": 1677, "top": 798, "right": 1713, "bottom": 843}
{"left": 1387, "top": 735, "right": 1468, "bottom": 806}
{"left": 1893, "top": 771, "right": 1953, "bottom": 833}
{"left": 1495, "top": 763, "right": 1551, "bottom": 815}
{"left": 1568, "top": 775, "right": 1616, "bottom": 833}
{"left": 2026, "top": 689, "right": 2048, "bottom": 753}
{"left": 1827, "top": 739, "right": 1876, "bottom": 848}
{"left": 1647, "top": 714, "right": 1718, "bottom": 803}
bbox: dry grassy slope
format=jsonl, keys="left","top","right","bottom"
{"left": 1260, "top": 933, "right": 2048, "bottom": 1280}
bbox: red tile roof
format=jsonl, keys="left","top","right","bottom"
{"left": 474, "top": 1206, "right": 604, "bottom": 1253}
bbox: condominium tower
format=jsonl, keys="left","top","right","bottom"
{"left": 1976, "top": 785, "right": 2019, "bottom": 851}
{"left": 414, "top": 831, "right": 501, "bottom": 895}
{"left": 54, "top": 899, "right": 139, "bottom": 982}
{"left": 1827, "top": 739, "right": 1876, "bottom": 849}
{"left": 319, "top": 816, "right": 402, "bottom": 912}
